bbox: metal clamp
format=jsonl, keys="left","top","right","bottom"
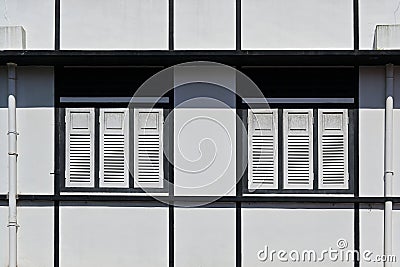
{"left": 7, "top": 130, "right": 19, "bottom": 135}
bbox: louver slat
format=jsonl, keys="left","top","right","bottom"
{"left": 248, "top": 109, "right": 278, "bottom": 190}
{"left": 100, "top": 109, "right": 129, "bottom": 188}
{"left": 284, "top": 110, "right": 313, "bottom": 189}
{"left": 134, "top": 109, "right": 163, "bottom": 188}
{"left": 318, "top": 109, "right": 349, "bottom": 189}
{"left": 65, "top": 108, "right": 95, "bottom": 187}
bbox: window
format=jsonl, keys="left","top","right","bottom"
{"left": 246, "top": 108, "right": 353, "bottom": 193}
{"left": 62, "top": 106, "right": 169, "bottom": 192}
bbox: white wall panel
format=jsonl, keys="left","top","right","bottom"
{"left": 0, "top": 67, "right": 7, "bottom": 194}
{"left": 359, "top": 67, "right": 385, "bottom": 197}
{"left": 18, "top": 203, "right": 54, "bottom": 267}
{"left": 61, "top": 0, "right": 168, "bottom": 50}
{"left": 242, "top": 203, "right": 354, "bottom": 266}
{"left": 392, "top": 67, "right": 400, "bottom": 197}
{"left": 174, "top": 66, "right": 236, "bottom": 196}
{"left": 174, "top": 0, "right": 236, "bottom": 50}
{"left": 60, "top": 203, "right": 168, "bottom": 267}
{"left": 17, "top": 67, "right": 54, "bottom": 195}
{"left": 0, "top": 204, "right": 8, "bottom": 267}
{"left": 359, "top": 0, "right": 400, "bottom": 50}
{"left": 0, "top": 0, "right": 54, "bottom": 49}
{"left": 174, "top": 204, "right": 236, "bottom": 267}
{"left": 360, "top": 204, "right": 384, "bottom": 267}
{"left": 242, "top": 0, "right": 353, "bottom": 50}
{"left": 393, "top": 205, "right": 400, "bottom": 267}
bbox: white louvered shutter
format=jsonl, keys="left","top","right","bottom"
{"left": 65, "top": 108, "right": 95, "bottom": 187}
{"left": 318, "top": 109, "right": 349, "bottom": 189}
{"left": 248, "top": 109, "right": 278, "bottom": 190}
{"left": 99, "top": 109, "right": 129, "bottom": 188}
{"left": 134, "top": 109, "right": 164, "bottom": 188}
{"left": 283, "top": 109, "right": 313, "bottom": 189}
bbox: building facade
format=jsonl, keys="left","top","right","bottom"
{"left": 1, "top": 0, "right": 400, "bottom": 267}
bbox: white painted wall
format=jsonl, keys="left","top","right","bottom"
{"left": 0, "top": 67, "right": 8, "bottom": 195}
{"left": 60, "top": 203, "right": 168, "bottom": 267}
{"left": 241, "top": 0, "right": 353, "bottom": 50}
{"left": 393, "top": 204, "right": 400, "bottom": 267}
{"left": 392, "top": 67, "right": 400, "bottom": 197}
{"left": 0, "top": 67, "right": 54, "bottom": 195}
{"left": 174, "top": 66, "right": 237, "bottom": 196}
{"left": 16, "top": 67, "right": 54, "bottom": 195}
{"left": 0, "top": 203, "right": 8, "bottom": 267}
{"left": 174, "top": 204, "right": 236, "bottom": 267}
{"left": 360, "top": 204, "right": 384, "bottom": 267}
{"left": 359, "top": 67, "right": 385, "bottom": 197}
{"left": 0, "top": 0, "right": 54, "bottom": 50}
{"left": 174, "top": 0, "right": 236, "bottom": 50}
{"left": 242, "top": 203, "right": 354, "bottom": 266}
{"left": 17, "top": 203, "right": 54, "bottom": 267}
{"left": 359, "top": 0, "right": 400, "bottom": 50}
{"left": 61, "top": 0, "right": 169, "bottom": 50}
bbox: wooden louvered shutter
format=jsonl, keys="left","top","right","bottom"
{"left": 99, "top": 109, "right": 129, "bottom": 188}
{"left": 283, "top": 109, "right": 313, "bottom": 189}
{"left": 65, "top": 108, "right": 95, "bottom": 187}
{"left": 134, "top": 109, "right": 163, "bottom": 188}
{"left": 248, "top": 109, "right": 278, "bottom": 190}
{"left": 318, "top": 109, "right": 349, "bottom": 189}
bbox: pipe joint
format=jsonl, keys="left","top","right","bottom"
{"left": 7, "top": 131, "right": 19, "bottom": 135}
{"left": 7, "top": 222, "right": 19, "bottom": 228}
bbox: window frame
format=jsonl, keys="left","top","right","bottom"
{"left": 58, "top": 101, "right": 172, "bottom": 193}
{"left": 240, "top": 103, "right": 356, "bottom": 195}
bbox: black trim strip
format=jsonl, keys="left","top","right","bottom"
{"left": 236, "top": 0, "right": 241, "bottom": 51}
{"left": 169, "top": 0, "right": 174, "bottom": 50}
{"left": 14, "top": 195, "right": 400, "bottom": 203}
{"left": 54, "top": 0, "right": 60, "bottom": 50}
{"left": 353, "top": 0, "right": 359, "bottom": 51}
{"left": 2, "top": 50, "right": 400, "bottom": 66}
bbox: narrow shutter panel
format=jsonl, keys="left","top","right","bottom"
{"left": 318, "top": 109, "right": 349, "bottom": 189}
{"left": 134, "top": 109, "right": 163, "bottom": 188}
{"left": 65, "top": 108, "right": 95, "bottom": 187}
{"left": 248, "top": 109, "right": 278, "bottom": 190}
{"left": 283, "top": 109, "right": 313, "bottom": 189}
{"left": 99, "top": 109, "right": 129, "bottom": 188}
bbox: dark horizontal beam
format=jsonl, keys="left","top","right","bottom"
{"left": 5, "top": 194, "right": 397, "bottom": 204}
{"left": 0, "top": 50, "right": 399, "bottom": 66}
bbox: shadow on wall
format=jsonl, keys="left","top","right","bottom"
{"left": 359, "top": 66, "right": 400, "bottom": 109}
{"left": 0, "top": 66, "right": 54, "bottom": 108}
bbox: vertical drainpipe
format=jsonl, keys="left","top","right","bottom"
{"left": 7, "top": 62, "right": 18, "bottom": 267}
{"left": 384, "top": 63, "right": 394, "bottom": 267}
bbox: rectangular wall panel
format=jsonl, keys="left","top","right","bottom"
{"left": 359, "top": 67, "right": 385, "bottom": 197}
{"left": 61, "top": 0, "right": 168, "bottom": 50}
{"left": 0, "top": 67, "right": 8, "bottom": 194}
{"left": 0, "top": 0, "right": 54, "bottom": 49}
{"left": 60, "top": 203, "right": 168, "bottom": 267}
{"left": 18, "top": 203, "right": 54, "bottom": 267}
{"left": 360, "top": 204, "right": 384, "bottom": 267}
{"left": 174, "top": 204, "right": 236, "bottom": 267}
{"left": 359, "top": 0, "right": 400, "bottom": 49}
{"left": 242, "top": 203, "right": 354, "bottom": 266}
{"left": 17, "top": 67, "right": 54, "bottom": 195}
{"left": 174, "top": 0, "right": 236, "bottom": 50}
{"left": 242, "top": 0, "right": 353, "bottom": 50}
